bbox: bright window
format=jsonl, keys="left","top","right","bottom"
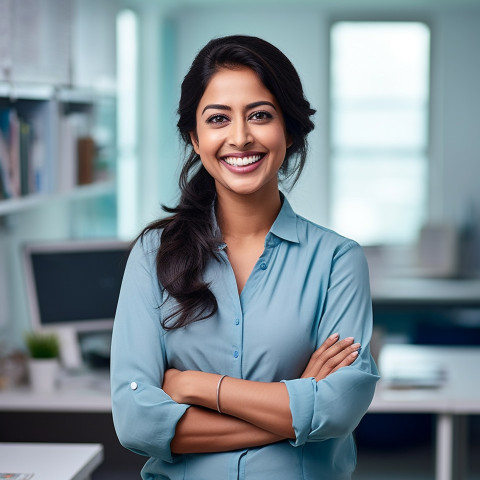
{"left": 116, "top": 9, "right": 139, "bottom": 240}
{"left": 330, "top": 22, "right": 430, "bottom": 245}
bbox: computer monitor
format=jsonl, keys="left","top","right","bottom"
{"left": 23, "top": 239, "right": 130, "bottom": 369}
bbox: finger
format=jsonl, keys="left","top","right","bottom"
{"left": 326, "top": 342, "right": 360, "bottom": 368}
{"left": 301, "top": 335, "right": 353, "bottom": 378}
{"left": 330, "top": 348, "right": 360, "bottom": 375}
{"left": 318, "top": 343, "right": 360, "bottom": 379}
{"left": 318, "top": 336, "right": 355, "bottom": 363}
{"left": 300, "top": 333, "right": 340, "bottom": 378}
{"left": 315, "top": 332, "right": 340, "bottom": 357}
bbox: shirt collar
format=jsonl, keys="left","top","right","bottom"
{"left": 211, "top": 192, "right": 300, "bottom": 248}
{"left": 269, "top": 193, "right": 299, "bottom": 244}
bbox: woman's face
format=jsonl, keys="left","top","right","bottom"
{"left": 190, "top": 66, "right": 291, "bottom": 198}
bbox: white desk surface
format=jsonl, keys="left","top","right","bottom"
{"left": 369, "top": 344, "right": 480, "bottom": 414}
{"left": 0, "top": 443, "right": 103, "bottom": 480}
{"left": 0, "top": 371, "right": 111, "bottom": 412}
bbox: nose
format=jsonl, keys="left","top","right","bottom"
{"left": 228, "top": 120, "right": 253, "bottom": 149}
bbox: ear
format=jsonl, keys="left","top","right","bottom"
{"left": 189, "top": 131, "right": 200, "bottom": 154}
{"left": 286, "top": 133, "right": 293, "bottom": 149}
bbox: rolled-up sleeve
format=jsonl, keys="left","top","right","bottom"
{"left": 110, "top": 234, "right": 189, "bottom": 462}
{"left": 282, "top": 241, "right": 379, "bottom": 446}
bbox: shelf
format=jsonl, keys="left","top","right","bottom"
{"left": 57, "top": 87, "right": 117, "bottom": 104}
{"left": 0, "top": 82, "right": 55, "bottom": 101}
{"left": 0, "top": 83, "right": 117, "bottom": 103}
{"left": 0, "top": 181, "right": 115, "bottom": 216}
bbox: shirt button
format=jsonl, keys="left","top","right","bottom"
{"left": 233, "top": 351, "right": 239, "bottom": 358}
{"left": 260, "top": 262, "right": 267, "bottom": 270}
{"left": 130, "top": 382, "right": 138, "bottom": 390}
{"left": 234, "top": 318, "right": 240, "bottom": 325}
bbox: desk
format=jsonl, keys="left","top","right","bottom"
{"left": 369, "top": 344, "right": 480, "bottom": 480}
{"left": 0, "top": 443, "right": 103, "bottom": 480}
{"left": 0, "top": 372, "right": 144, "bottom": 475}
{"left": 0, "top": 371, "right": 111, "bottom": 412}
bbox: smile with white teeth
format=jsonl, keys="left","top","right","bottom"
{"left": 222, "top": 154, "right": 263, "bottom": 167}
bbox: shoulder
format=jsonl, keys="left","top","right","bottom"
{"left": 294, "top": 213, "right": 360, "bottom": 257}
{"left": 127, "top": 229, "right": 162, "bottom": 271}
{"left": 136, "top": 228, "right": 162, "bottom": 254}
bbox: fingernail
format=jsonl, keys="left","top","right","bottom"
{"left": 345, "top": 337, "right": 354, "bottom": 342}
{"left": 329, "top": 333, "right": 339, "bottom": 340}
{"left": 350, "top": 351, "right": 359, "bottom": 357}
{"left": 352, "top": 343, "right": 361, "bottom": 349}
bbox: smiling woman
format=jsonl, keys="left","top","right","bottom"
{"left": 191, "top": 67, "right": 291, "bottom": 198}
{"left": 110, "top": 35, "right": 379, "bottom": 480}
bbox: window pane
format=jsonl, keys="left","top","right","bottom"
{"left": 331, "top": 22, "right": 430, "bottom": 101}
{"left": 331, "top": 154, "right": 428, "bottom": 245}
{"left": 332, "top": 103, "right": 428, "bottom": 149}
{"left": 330, "top": 21, "right": 430, "bottom": 245}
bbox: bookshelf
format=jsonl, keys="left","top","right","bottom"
{"left": 0, "top": 84, "right": 117, "bottom": 215}
{"left": 0, "top": 0, "right": 119, "bottom": 218}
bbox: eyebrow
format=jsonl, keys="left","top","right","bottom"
{"left": 201, "top": 101, "right": 277, "bottom": 115}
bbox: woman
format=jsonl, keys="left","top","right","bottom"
{"left": 111, "top": 35, "right": 379, "bottom": 479}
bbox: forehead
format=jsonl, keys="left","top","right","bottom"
{"left": 198, "top": 67, "right": 278, "bottom": 107}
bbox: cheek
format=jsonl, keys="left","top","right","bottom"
{"left": 196, "top": 129, "right": 224, "bottom": 155}
{"left": 260, "top": 125, "right": 288, "bottom": 149}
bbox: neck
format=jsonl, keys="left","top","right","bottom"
{"left": 215, "top": 186, "right": 282, "bottom": 240}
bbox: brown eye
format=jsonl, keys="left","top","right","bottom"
{"left": 207, "top": 114, "right": 229, "bottom": 124}
{"left": 249, "top": 111, "right": 272, "bottom": 121}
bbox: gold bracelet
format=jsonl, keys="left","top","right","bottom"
{"left": 216, "top": 374, "right": 227, "bottom": 413}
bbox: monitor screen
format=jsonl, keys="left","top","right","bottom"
{"left": 23, "top": 240, "right": 130, "bottom": 332}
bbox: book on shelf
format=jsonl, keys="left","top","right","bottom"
{"left": 8, "top": 108, "right": 20, "bottom": 197}
{"left": 77, "top": 136, "right": 95, "bottom": 185}
{"left": 0, "top": 108, "right": 13, "bottom": 199}
{"left": 0, "top": 127, "right": 10, "bottom": 199}
{"left": 0, "top": 106, "right": 48, "bottom": 200}
{"left": 59, "top": 112, "right": 97, "bottom": 191}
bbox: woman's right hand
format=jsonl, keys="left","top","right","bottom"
{"left": 301, "top": 333, "right": 360, "bottom": 381}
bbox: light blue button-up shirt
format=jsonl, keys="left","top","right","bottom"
{"left": 111, "top": 196, "right": 379, "bottom": 480}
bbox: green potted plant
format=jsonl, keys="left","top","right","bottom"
{"left": 24, "top": 331, "right": 60, "bottom": 393}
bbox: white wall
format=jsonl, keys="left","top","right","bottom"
{"left": 434, "top": 9, "right": 480, "bottom": 227}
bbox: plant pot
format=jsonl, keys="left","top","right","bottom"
{"left": 28, "top": 358, "right": 59, "bottom": 393}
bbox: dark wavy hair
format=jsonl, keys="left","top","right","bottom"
{"left": 141, "top": 35, "right": 315, "bottom": 330}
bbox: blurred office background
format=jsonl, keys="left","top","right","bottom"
{"left": 0, "top": 0, "right": 480, "bottom": 478}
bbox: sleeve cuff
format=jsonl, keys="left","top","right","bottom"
{"left": 281, "top": 377, "right": 316, "bottom": 446}
{"left": 112, "top": 381, "right": 190, "bottom": 462}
